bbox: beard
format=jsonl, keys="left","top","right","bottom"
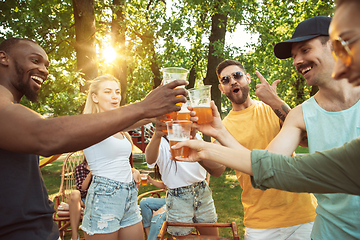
{"left": 225, "top": 85, "right": 249, "bottom": 105}
{"left": 14, "top": 61, "right": 39, "bottom": 102}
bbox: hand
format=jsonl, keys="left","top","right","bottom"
{"left": 140, "top": 80, "right": 188, "bottom": 118}
{"left": 146, "top": 174, "right": 154, "bottom": 185}
{"left": 189, "top": 101, "right": 227, "bottom": 140}
{"left": 132, "top": 168, "right": 141, "bottom": 188}
{"left": 254, "top": 70, "right": 281, "bottom": 105}
{"left": 153, "top": 118, "right": 168, "bottom": 138}
{"left": 171, "top": 139, "right": 210, "bottom": 162}
{"left": 146, "top": 174, "right": 152, "bottom": 181}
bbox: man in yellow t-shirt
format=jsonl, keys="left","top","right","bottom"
{"left": 211, "top": 60, "right": 316, "bottom": 239}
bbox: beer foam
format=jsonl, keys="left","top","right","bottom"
{"left": 168, "top": 137, "right": 189, "bottom": 141}
{"left": 193, "top": 104, "right": 210, "bottom": 107}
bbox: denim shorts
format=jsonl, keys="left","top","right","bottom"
{"left": 166, "top": 180, "right": 217, "bottom": 236}
{"left": 80, "top": 176, "right": 142, "bottom": 235}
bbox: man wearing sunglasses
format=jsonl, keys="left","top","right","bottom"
{"left": 265, "top": 16, "right": 360, "bottom": 240}
{"left": 175, "top": 4, "right": 360, "bottom": 239}
{"left": 204, "top": 59, "right": 316, "bottom": 240}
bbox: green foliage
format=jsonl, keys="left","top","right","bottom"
{"left": 0, "top": 0, "right": 85, "bottom": 116}
{"left": 0, "top": 0, "right": 336, "bottom": 116}
{"left": 238, "top": 0, "right": 335, "bottom": 108}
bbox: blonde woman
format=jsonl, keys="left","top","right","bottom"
{"left": 80, "top": 74, "right": 144, "bottom": 240}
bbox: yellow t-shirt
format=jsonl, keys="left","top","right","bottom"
{"left": 222, "top": 101, "right": 316, "bottom": 229}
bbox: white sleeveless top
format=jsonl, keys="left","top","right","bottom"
{"left": 148, "top": 134, "right": 206, "bottom": 189}
{"left": 83, "top": 135, "right": 133, "bottom": 182}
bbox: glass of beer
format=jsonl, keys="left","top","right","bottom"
{"left": 177, "top": 99, "right": 191, "bottom": 121}
{"left": 162, "top": 67, "right": 189, "bottom": 121}
{"left": 188, "top": 85, "right": 213, "bottom": 124}
{"left": 166, "top": 120, "right": 192, "bottom": 158}
{"left": 140, "top": 174, "right": 147, "bottom": 186}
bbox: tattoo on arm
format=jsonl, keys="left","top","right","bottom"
{"left": 281, "top": 104, "right": 291, "bottom": 114}
{"left": 274, "top": 109, "right": 286, "bottom": 122}
{"left": 274, "top": 104, "right": 291, "bottom": 122}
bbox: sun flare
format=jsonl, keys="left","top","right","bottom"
{"left": 103, "top": 46, "right": 117, "bottom": 63}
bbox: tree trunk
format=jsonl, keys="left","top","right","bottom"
{"left": 203, "top": 4, "right": 227, "bottom": 142}
{"left": 150, "top": 50, "right": 162, "bottom": 88}
{"left": 187, "top": 64, "right": 196, "bottom": 89}
{"left": 203, "top": 12, "right": 227, "bottom": 115}
{"left": 111, "top": 0, "right": 128, "bottom": 105}
{"left": 72, "top": 0, "right": 98, "bottom": 92}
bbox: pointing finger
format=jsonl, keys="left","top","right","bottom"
{"left": 255, "top": 71, "right": 269, "bottom": 85}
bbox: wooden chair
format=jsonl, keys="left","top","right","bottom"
{"left": 138, "top": 188, "right": 167, "bottom": 201}
{"left": 51, "top": 151, "right": 85, "bottom": 240}
{"left": 157, "top": 221, "right": 240, "bottom": 240}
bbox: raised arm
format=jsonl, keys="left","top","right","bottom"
{"left": 174, "top": 104, "right": 305, "bottom": 174}
{"left": 251, "top": 141, "right": 360, "bottom": 195}
{"left": 197, "top": 140, "right": 227, "bottom": 177}
{"left": 189, "top": 101, "right": 242, "bottom": 149}
{"left": 144, "top": 120, "right": 168, "bottom": 165}
{"left": 265, "top": 105, "right": 306, "bottom": 156}
{"left": 188, "top": 101, "right": 245, "bottom": 176}
{"left": 254, "top": 71, "right": 291, "bottom": 124}
{"left": 0, "top": 80, "right": 188, "bottom": 156}
{"left": 173, "top": 140, "right": 253, "bottom": 175}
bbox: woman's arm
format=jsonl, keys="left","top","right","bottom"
{"left": 147, "top": 175, "right": 167, "bottom": 189}
{"left": 81, "top": 171, "right": 92, "bottom": 191}
{"left": 145, "top": 121, "right": 166, "bottom": 165}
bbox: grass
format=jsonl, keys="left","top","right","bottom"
{"left": 41, "top": 159, "right": 63, "bottom": 197}
{"left": 295, "top": 146, "right": 309, "bottom": 154}
{"left": 41, "top": 147, "right": 308, "bottom": 239}
{"left": 41, "top": 154, "right": 244, "bottom": 239}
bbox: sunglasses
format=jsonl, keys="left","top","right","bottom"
{"left": 220, "top": 71, "right": 244, "bottom": 85}
{"left": 332, "top": 33, "right": 360, "bottom": 67}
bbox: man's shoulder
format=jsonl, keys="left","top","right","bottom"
{"left": 0, "top": 92, "right": 13, "bottom": 110}
{"left": 287, "top": 104, "right": 304, "bottom": 118}
{"left": 283, "top": 104, "right": 306, "bottom": 130}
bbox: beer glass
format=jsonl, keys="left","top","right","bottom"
{"left": 140, "top": 174, "right": 147, "bottom": 186}
{"left": 166, "top": 120, "right": 192, "bottom": 158}
{"left": 188, "top": 85, "right": 213, "bottom": 124}
{"left": 162, "top": 67, "right": 189, "bottom": 121}
{"left": 177, "top": 99, "right": 191, "bottom": 121}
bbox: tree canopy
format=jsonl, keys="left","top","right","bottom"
{"left": 0, "top": 0, "right": 335, "bottom": 117}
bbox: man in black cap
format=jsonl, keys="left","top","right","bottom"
{"left": 263, "top": 16, "right": 360, "bottom": 239}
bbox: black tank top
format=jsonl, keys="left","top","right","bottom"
{"left": 0, "top": 148, "right": 59, "bottom": 239}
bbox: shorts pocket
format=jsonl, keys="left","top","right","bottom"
{"left": 94, "top": 184, "right": 117, "bottom": 196}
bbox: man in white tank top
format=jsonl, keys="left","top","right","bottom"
{"left": 263, "top": 16, "right": 360, "bottom": 240}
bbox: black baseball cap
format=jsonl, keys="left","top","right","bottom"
{"left": 274, "top": 16, "right": 332, "bottom": 59}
